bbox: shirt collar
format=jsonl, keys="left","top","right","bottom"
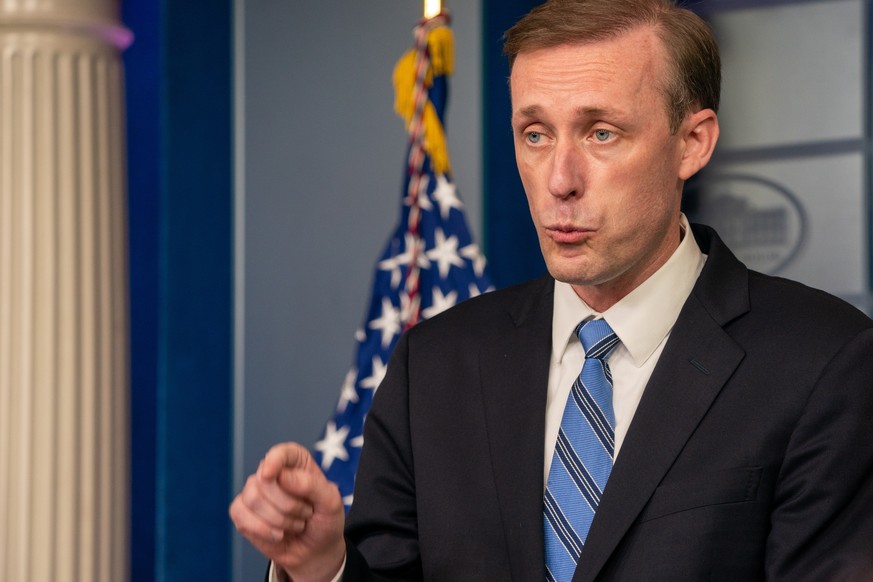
{"left": 552, "top": 214, "right": 706, "bottom": 367}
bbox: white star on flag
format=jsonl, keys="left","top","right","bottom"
{"left": 406, "top": 232, "right": 432, "bottom": 270}
{"left": 460, "top": 243, "right": 488, "bottom": 278}
{"left": 368, "top": 297, "right": 401, "bottom": 349}
{"left": 336, "top": 368, "right": 359, "bottom": 413}
{"left": 404, "top": 174, "right": 434, "bottom": 212}
{"left": 422, "top": 287, "right": 458, "bottom": 319}
{"left": 359, "top": 355, "right": 388, "bottom": 391}
{"left": 314, "top": 422, "right": 350, "bottom": 470}
{"left": 350, "top": 434, "right": 364, "bottom": 449}
{"left": 432, "top": 173, "right": 464, "bottom": 219}
{"left": 426, "top": 228, "right": 465, "bottom": 278}
{"left": 400, "top": 292, "right": 421, "bottom": 325}
{"left": 377, "top": 254, "right": 403, "bottom": 289}
{"left": 378, "top": 232, "right": 431, "bottom": 289}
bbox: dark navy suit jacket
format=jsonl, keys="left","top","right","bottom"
{"left": 342, "top": 224, "right": 873, "bottom": 581}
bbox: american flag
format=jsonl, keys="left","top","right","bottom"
{"left": 312, "top": 11, "right": 493, "bottom": 508}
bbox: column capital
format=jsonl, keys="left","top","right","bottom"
{"left": 0, "top": 0, "right": 131, "bottom": 49}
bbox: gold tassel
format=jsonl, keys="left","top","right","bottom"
{"left": 427, "top": 25, "right": 454, "bottom": 77}
{"left": 392, "top": 49, "right": 421, "bottom": 126}
{"left": 392, "top": 24, "right": 454, "bottom": 175}
{"left": 422, "top": 103, "right": 450, "bottom": 174}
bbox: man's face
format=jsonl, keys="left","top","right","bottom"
{"left": 510, "top": 27, "right": 701, "bottom": 310}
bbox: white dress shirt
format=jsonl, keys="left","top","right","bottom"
{"left": 544, "top": 214, "right": 705, "bottom": 483}
{"left": 271, "top": 215, "right": 705, "bottom": 581}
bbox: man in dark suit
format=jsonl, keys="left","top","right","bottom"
{"left": 230, "top": 0, "right": 873, "bottom": 580}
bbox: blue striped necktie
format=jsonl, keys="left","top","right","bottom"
{"left": 544, "top": 319, "right": 621, "bottom": 582}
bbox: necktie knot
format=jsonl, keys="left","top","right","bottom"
{"left": 576, "top": 319, "right": 620, "bottom": 361}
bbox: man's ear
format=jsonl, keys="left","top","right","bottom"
{"left": 678, "top": 109, "right": 719, "bottom": 181}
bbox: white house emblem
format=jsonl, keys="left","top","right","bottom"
{"left": 686, "top": 174, "right": 806, "bottom": 275}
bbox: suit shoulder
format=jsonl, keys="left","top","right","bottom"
{"left": 406, "top": 275, "right": 552, "bottom": 341}
{"left": 745, "top": 270, "right": 872, "bottom": 338}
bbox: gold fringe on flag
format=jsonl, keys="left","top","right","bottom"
{"left": 392, "top": 21, "right": 454, "bottom": 175}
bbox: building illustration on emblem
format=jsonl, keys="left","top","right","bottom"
{"left": 686, "top": 175, "right": 806, "bottom": 275}
{"left": 697, "top": 195, "right": 788, "bottom": 247}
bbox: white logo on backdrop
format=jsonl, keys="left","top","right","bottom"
{"left": 686, "top": 174, "right": 807, "bottom": 275}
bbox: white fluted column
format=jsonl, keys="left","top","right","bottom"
{"left": 0, "top": 1, "right": 131, "bottom": 580}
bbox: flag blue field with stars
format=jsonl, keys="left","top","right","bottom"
{"left": 312, "top": 12, "right": 493, "bottom": 509}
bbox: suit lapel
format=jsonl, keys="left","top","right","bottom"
{"left": 479, "top": 276, "right": 553, "bottom": 581}
{"left": 573, "top": 225, "right": 751, "bottom": 581}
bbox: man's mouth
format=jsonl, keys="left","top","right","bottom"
{"left": 545, "top": 224, "right": 592, "bottom": 244}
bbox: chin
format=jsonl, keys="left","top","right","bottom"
{"left": 546, "top": 253, "right": 618, "bottom": 287}
{"left": 545, "top": 262, "right": 593, "bottom": 286}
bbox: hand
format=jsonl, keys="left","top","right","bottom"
{"left": 230, "top": 442, "right": 346, "bottom": 582}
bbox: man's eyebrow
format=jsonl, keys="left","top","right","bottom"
{"left": 512, "top": 104, "right": 621, "bottom": 122}
{"left": 512, "top": 105, "right": 543, "bottom": 122}
{"left": 574, "top": 106, "right": 613, "bottom": 119}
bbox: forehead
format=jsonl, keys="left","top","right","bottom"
{"left": 509, "top": 27, "right": 667, "bottom": 117}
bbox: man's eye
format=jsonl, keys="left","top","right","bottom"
{"left": 593, "top": 129, "right": 613, "bottom": 142}
{"left": 526, "top": 132, "right": 542, "bottom": 144}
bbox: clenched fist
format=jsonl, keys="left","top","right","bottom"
{"left": 230, "top": 443, "right": 346, "bottom": 582}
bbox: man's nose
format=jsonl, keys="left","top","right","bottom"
{"left": 547, "top": 140, "right": 583, "bottom": 199}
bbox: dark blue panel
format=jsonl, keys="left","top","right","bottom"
{"left": 482, "top": 0, "right": 547, "bottom": 288}
{"left": 158, "top": 0, "right": 234, "bottom": 580}
{"left": 123, "top": 0, "right": 161, "bottom": 580}
{"left": 126, "top": 0, "right": 234, "bottom": 579}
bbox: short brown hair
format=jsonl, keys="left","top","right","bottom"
{"left": 503, "top": 0, "right": 720, "bottom": 133}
